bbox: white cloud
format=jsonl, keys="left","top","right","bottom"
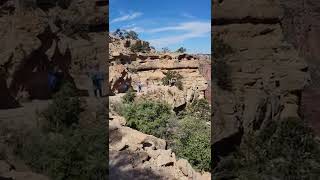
{"left": 181, "top": 13, "right": 195, "bottom": 19}
{"left": 147, "top": 21, "right": 210, "bottom": 47}
{"left": 111, "top": 12, "right": 143, "bottom": 23}
{"left": 120, "top": 23, "right": 145, "bottom": 33}
{"left": 126, "top": 27, "right": 145, "bottom": 33}
{"left": 122, "top": 23, "right": 136, "bottom": 29}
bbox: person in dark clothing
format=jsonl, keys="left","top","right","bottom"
{"left": 48, "top": 70, "right": 57, "bottom": 93}
{"left": 48, "top": 66, "right": 63, "bottom": 94}
{"left": 137, "top": 81, "right": 142, "bottom": 92}
{"left": 91, "top": 65, "right": 104, "bottom": 97}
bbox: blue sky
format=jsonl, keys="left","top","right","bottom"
{"left": 110, "top": 0, "right": 211, "bottom": 54}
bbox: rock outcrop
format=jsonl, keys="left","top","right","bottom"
{"left": 212, "top": 0, "right": 310, "bottom": 165}
{"left": 108, "top": 32, "right": 211, "bottom": 177}
{"left": 109, "top": 34, "right": 210, "bottom": 108}
{"left": 279, "top": 0, "right": 320, "bottom": 136}
{"left": 0, "top": 0, "right": 107, "bottom": 109}
{"left": 0, "top": 0, "right": 108, "bottom": 179}
{"left": 109, "top": 111, "right": 210, "bottom": 180}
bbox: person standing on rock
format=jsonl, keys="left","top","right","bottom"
{"left": 48, "top": 68, "right": 58, "bottom": 93}
{"left": 91, "top": 64, "right": 104, "bottom": 97}
{"left": 137, "top": 81, "right": 142, "bottom": 93}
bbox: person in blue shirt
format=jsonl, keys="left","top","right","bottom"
{"left": 48, "top": 69, "right": 57, "bottom": 93}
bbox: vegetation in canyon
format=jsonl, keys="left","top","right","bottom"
{"left": 213, "top": 118, "right": 320, "bottom": 180}
{"left": 12, "top": 82, "right": 108, "bottom": 180}
{"left": 161, "top": 70, "right": 184, "bottom": 90}
{"left": 113, "top": 90, "right": 211, "bottom": 171}
{"left": 176, "top": 47, "right": 187, "bottom": 53}
{"left": 130, "top": 41, "right": 151, "bottom": 53}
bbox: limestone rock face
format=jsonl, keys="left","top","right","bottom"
{"left": 279, "top": 0, "right": 320, "bottom": 136}
{"left": 280, "top": 0, "right": 320, "bottom": 63}
{"left": 137, "top": 85, "right": 186, "bottom": 109}
{"left": 212, "top": 0, "right": 310, "bottom": 164}
{"left": 109, "top": 34, "right": 210, "bottom": 104}
{"left": 0, "top": 0, "right": 107, "bottom": 108}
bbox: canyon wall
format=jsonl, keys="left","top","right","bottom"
{"left": 280, "top": 0, "right": 320, "bottom": 136}
{"left": 0, "top": 0, "right": 107, "bottom": 109}
{"left": 212, "top": 0, "right": 310, "bottom": 164}
{"left": 109, "top": 34, "right": 211, "bottom": 108}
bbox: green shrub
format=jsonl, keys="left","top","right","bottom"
{"left": 41, "top": 82, "right": 81, "bottom": 132}
{"left": 120, "top": 99, "right": 211, "bottom": 171}
{"left": 162, "top": 71, "right": 183, "bottom": 90}
{"left": 124, "top": 40, "right": 131, "bottom": 48}
{"left": 122, "top": 88, "right": 136, "bottom": 103}
{"left": 123, "top": 100, "right": 172, "bottom": 138}
{"left": 213, "top": 118, "right": 320, "bottom": 180}
{"left": 113, "top": 29, "right": 124, "bottom": 39}
{"left": 10, "top": 80, "right": 107, "bottom": 180}
{"left": 17, "top": 125, "right": 107, "bottom": 180}
{"left": 186, "top": 98, "right": 211, "bottom": 121}
{"left": 130, "top": 41, "right": 150, "bottom": 52}
{"left": 176, "top": 47, "right": 187, "bottom": 53}
{"left": 111, "top": 101, "right": 125, "bottom": 116}
{"left": 162, "top": 47, "right": 170, "bottom": 53}
{"left": 124, "top": 30, "right": 139, "bottom": 40}
{"left": 172, "top": 116, "right": 211, "bottom": 171}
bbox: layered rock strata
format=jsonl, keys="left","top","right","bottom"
{"left": 212, "top": 0, "right": 309, "bottom": 164}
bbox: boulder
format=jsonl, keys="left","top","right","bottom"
{"left": 0, "top": 161, "right": 10, "bottom": 175}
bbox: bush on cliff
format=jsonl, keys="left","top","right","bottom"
{"left": 130, "top": 41, "right": 150, "bottom": 52}
{"left": 185, "top": 98, "right": 211, "bottom": 121}
{"left": 124, "top": 30, "right": 139, "bottom": 40}
{"left": 17, "top": 124, "right": 107, "bottom": 180}
{"left": 162, "top": 71, "right": 183, "bottom": 90}
{"left": 41, "top": 82, "right": 81, "bottom": 132}
{"left": 14, "top": 81, "right": 107, "bottom": 180}
{"left": 176, "top": 47, "right": 187, "bottom": 53}
{"left": 213, "top": 117, "right": 320, "bottom": 180}
{"left": 123, "top": 100, "right": 172, "bottom": 138}
{"left": 172, "top": 116, "right": 211, "bottom": 171}
{"left": 122, "top": 87, "right": 136, "bottom": 103}
{"left": 120, "top": 97, "right": 211, "bottom": 172}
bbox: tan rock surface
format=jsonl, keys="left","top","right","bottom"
{"left": 109, "top": 108, "right": 211, "bottom": 180}
{"left": 0, "top": 0, "right": 107, "bottom": 106}
{"left": 109, "top": 35, "right": 210, "bottom": 105}
{"left": 212, "top": 0, "right": 310, "bottom": 165}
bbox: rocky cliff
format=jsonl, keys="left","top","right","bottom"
{"left": 279, "top": 0, "right": 320, "bottom": 136}
{"left": 212, "top": 0, "right": 311, "bottom": 164}
{"left": 0, "top": 0, "right": 108, "bottom": 179}
{"left": 109, "top": 31, "right": 211, "bottom": 179}
{"left": 0, "top": 0, "right": 107, "bottom": 109}
{"left": 109, "top": 107, "right": 210, "bottom": 180}
{"left": 109, "top": 34, "right": 211, "bottom": 109}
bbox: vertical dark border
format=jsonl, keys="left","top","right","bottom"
{"left": 106, "top": 0, "right": 110, "bottom": 176}
{"left": 211, "top": 0, "right": 214, "bottom": 177}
